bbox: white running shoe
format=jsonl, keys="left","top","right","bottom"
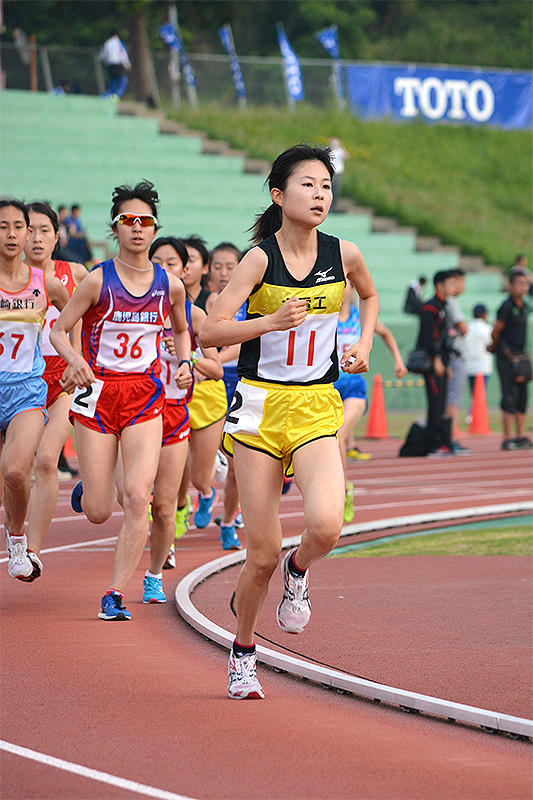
{"left": 228, "top": 650, "right": 265, "bottom": 699}
{"left": 5, "top": 532, "right": 34, "bottom": 580}
{"left": 276, "top": 548, "right": 311, "bottom": 634}
{"left": 214, "top": 449, "right": 229, "bottom": 482}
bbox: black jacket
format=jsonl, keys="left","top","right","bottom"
{"left": 416, "top": 294, "right": 450, "bottom": 364}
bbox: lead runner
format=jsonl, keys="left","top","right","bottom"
{"left": 201, "top": 144, "right": 379, "bottom": 698}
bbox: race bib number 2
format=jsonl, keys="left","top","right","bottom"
{"left": 224, "top": 381, "right": 267, "bottom": 436}
{"left": 71, "top": 379, "right": 104, "bottom": 418}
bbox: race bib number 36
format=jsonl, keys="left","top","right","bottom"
{"left": 97, "top": 321, "right": 158, "bottom": 372}
{"left": 71, "top": 379, "right": 104, "bottom": 418}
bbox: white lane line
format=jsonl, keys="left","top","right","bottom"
{"left": 0, "top": 739, "right": 197, "bottom": 800}
{"left": 175, "top": 501, "right": 533, "bottom": 738}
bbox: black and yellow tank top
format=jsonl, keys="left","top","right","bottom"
{"left": 238, "top": 231, "right": 345, "bottom": 385}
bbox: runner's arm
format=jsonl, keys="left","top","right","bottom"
{"left": 200, "top": 247, "right": 307, "bottom": 348}
{"left": 340, "top": 241, "right": 379, "bottom": 374}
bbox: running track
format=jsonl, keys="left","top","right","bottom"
{"left": 1, "top": 434, "right": 532, "bottom": 799}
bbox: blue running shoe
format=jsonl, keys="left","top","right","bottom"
{"left": 71, "top": 480, "right": 83, "bottom": 513}
{"left": 219, "top": 524, "right": 242, "bottom": 551}
{"left": 143, "top": 576, "right": 167, "bottom": 604}
{"left": 98, "top": 591, "right": 131, "bottom": 620}
{"left": 194, "top": 487, "right": 216, "bottom": 529}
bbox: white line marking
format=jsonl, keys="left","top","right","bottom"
{"left": 0, "top": 739, "right": 197, "bottom": 800}
{"left": 175, "top": 502, "right": 533, "bottom": 738}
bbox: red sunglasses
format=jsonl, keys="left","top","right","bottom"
{"left": 112, "top": 213, "right": 158, "bottom": 228}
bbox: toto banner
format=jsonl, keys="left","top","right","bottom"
{"left": 346, "top": 64, "right": 532, "bottom": 129}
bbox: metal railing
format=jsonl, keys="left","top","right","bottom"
{"left": 0, "top": 41, "right": 343, "bottom": 107}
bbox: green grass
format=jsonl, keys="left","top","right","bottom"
{"left": 168, "top": 103, "right": 532, "bottom": 269}
{"left": 330, "top": 521, "right": 533, "bottom": 558}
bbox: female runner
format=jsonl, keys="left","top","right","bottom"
{"left": 146, "top": 236, "right": 223, "bottom": 587}
{"left": 0, "top": 199, "right": 69, "bottom": 581}
{"left": 201, "top": 144, "right": 379, "bottom": 698}
{"left": 24, "top": 202, "right": 88, "bottom": 563}
{"left": 50, "top": 181, "right": 192, "bottom": 620}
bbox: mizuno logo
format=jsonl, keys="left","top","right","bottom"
{"left": 316, "top": 267, "right": 334, "bottom": 283}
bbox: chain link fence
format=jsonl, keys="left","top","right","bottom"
{"left": 0, "top": 41, "right": 344, "bottom": 108}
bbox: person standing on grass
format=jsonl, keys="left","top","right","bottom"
{"left": 201, "top": 144, "right": 378, "bottom": 699}
{"left": 24, "top": 202, "right": 88, "bottom": 567}
{"left": 489, "top": 270, "right": 532, "bottom": 450}
{"left": 50, "top": 181, "right": 192, "bottom": 620}
{"left": 0, "top": 199, "right": 69, "bottom": 582}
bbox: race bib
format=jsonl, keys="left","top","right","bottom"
{"left": 224, "top": 381, "right": 267, "bottom": 436}
{"left": 71, "top": 379, "right": 104, "bottom": 418}
{"left": 0, "top": 321, "right": 39, "bottom": 373}
{"left": 97, "top": 321, "right": 158, "bottom": 373}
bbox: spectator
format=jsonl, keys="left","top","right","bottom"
{"left": 99, "top": 30, "right": 131, "bottom": 99}
{"left": 403, "top": 275, "right": 427, "bottom": 315}
{"left": 463, "top": 303, "right": 493, "bottom": 396}
{"left": 66, "top": 204, "right": 92, "bottom": 264}
{"left": 415, "top": 270, "right": 455, "bottom": 455}
{"left": 509, "top": 254, "right": 533, "bottom": 297}
{"left": 51, "top": 80, "right": 70, "bottom": 95}
{"left": 328, "top": 137, "right": 349, "bottom": 212}
{"left": 490, "top": 271, "right": 532, "bottom": 450}
{"left": 445, "top": 268, "right": 471, "bottom": 454}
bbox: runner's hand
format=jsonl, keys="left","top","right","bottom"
{"left": 270, "top": 297, "right": 307, "bottom": 331}
{"left": 69, "top": 355, "right": 95, "bottom": 388}
{"left": 340, "top": 341, "right": 370, "bottom": 374}
{"left": 163, "top": 335, "right": 176, "bottom": 356}
{"left": 175, "top": 363, "right": 193, "bottom": 390}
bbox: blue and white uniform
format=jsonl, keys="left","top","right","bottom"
{"left": 333, "top": 305, "right": 368, "bottom": 406}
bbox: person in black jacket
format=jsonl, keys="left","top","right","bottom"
{"left": 416, "top": 270, "right": 455, "bottom": 455}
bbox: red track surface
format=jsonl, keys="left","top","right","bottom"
{"left": 1, "top": 434, "right": 532, "bottom": 800}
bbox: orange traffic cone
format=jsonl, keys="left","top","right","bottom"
{"left": 468, "top": 374, "right": 491, "bottom": 435}
{"left": 365, "top": 374, "right": 389, "bottom": 438}
{"left": 63, "top": 434, "right": 76, "bottom": 458}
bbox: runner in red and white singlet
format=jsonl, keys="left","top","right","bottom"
{"left": 50, "top": 181, "right": 192, "bottom": 620}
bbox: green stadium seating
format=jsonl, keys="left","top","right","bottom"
{"left": 0, "top": 89, "right": 510, "bottom": 410}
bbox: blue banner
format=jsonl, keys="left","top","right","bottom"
{"left": 159, "top": 23, "right": 196, "bottom": 89}
{"left": 218, "top": 24, "right": 246, "bottom": 102}
{"left": 276, "top": 23, "right": 304, "bottom": 103}
{"left": 345, "top": 63, "right": 532, "bottom": 129}
{"left": 316, "top": 25, "right": 344, "bottom": 100}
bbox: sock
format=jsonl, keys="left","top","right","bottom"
{"left": 288, "top": 550, "right": 307, "bottom": 578}
{"left": 177, "top": 503, "right": 187, "bottom": 511}
{"left": 233, "top": 640, "right": 255, "bottom": 657}
{"left": 145, "top": 570, "right": 162, "bottom": 580}
{"left": 200, "top": 489, "right": 213, "bottom": 499}
{"left": 7, "top": 532, "right": 26, "bottom": 542}
{"left": 106, "top": 589, "right": 123, "bottom": 597}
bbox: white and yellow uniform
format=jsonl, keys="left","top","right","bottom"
{"left": 223, "top": 231, "right": 345, "bottom": 476}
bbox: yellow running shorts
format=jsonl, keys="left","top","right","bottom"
{"left": 188, "top": 379, "right": 228, "bottom": 431}
{"left": 223, "top": 378, "right": 344, "bottom": 476}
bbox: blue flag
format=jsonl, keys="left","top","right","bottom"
{"left": 159, "top": 23, "right": 196, "bottom": 89}
{"left": 316, "top": 26, "right": 340, "bottom": 60}
{"left": 218, "top": 24, "right": 246, "bottom": 102}
{"left": 315, "top": 25, "right": 344, "bottom": 100}
{"left": 276, "top": 23, "right": 304, "bottom": 103}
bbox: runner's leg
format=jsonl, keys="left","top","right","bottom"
{"left": 232, "top": 441, "right": 284, "bottom": 645}
{"left": 2, "top": 410, "right": 45, "bottom": 535}
{"left": 150, "top": 439, "right": 188, "bottom": 573}
{"left": 27, "top": 394, "right": 72, "bottom": 555}
{"left": 110, "top": 415, "right": 162, "bottom": 591}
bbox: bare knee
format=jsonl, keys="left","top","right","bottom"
{"left": 34, "top": 452, "right": 58, "bottom": 479}
{"left": 151, "top": 498, "right": 176, "bottom": 526}
{"left": 246, "top": 549, "right": 280, "bottom": 583}
{"left": 122, "top": 485, "right": 151, "bottom": 519}
{"left": 306, "top": 513, "right": 343, "bottom": 553}
{"left": 84, "top": 501, "right": 113, "bottom": 525}
{"left": 2, "top": 464, "right": 27, "bottom": 491}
